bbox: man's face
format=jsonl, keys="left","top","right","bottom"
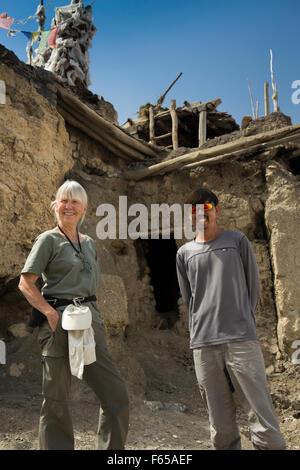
{"left": 190, "top": 201, "right": 219, "bottom": 231}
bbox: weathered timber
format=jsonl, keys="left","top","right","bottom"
{"left": 123, "top": 124, "right": 300, "bottom": 180}
{"left": 170, "top": 100, "right": 178, "bottom": 150}
{"left": 56, "top": 84, "right": 158, "bottom": 159}
{"left": 156, "top": 72, "right": 183, "bottom": 107}
{"left": 154, "top": 132, "right": 172, "bottom": 141}
{"left": 198, "top": 110, "right": 207, "bottom": 146}
{"left": 270, "top": 49, "right": 279, "bottom": 112}
{"left": 182, "top": 133, "right": 300, "bottom": 170}
{"left": 58, "top": 98, "right": 155, "bottom": 161}
{"left": 57, "top": 102, "right": 136, "bottom": 161}
{"left": 152, "top": 98, "right": 221, "bottom": 121}
{"left": 57, "top": 97, "right": 149, "bottom": 161}
{"left": 264, "top": 82, "right": 270, "bottom": 116}
{"left": 149, "top": 105, "right": 155, "bottom": 144}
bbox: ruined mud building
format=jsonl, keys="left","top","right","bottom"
{"left": 0, "top": 31, "right": 299, "bottom": 396}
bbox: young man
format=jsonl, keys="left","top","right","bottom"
{"left": 176, "top": 188, "right": 285, "bottom": 450}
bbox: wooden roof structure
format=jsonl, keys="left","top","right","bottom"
{"left": 55, "top": 83, "right": 300, "bottom": 183}
{"left": 122, "top": 98, "right": 239, "bottom": 149}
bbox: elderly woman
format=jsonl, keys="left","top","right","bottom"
{"left": 18, "top": 180, "right": 129, "bottom": 450}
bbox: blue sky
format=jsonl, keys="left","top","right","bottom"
{"left": 0, "top": 0, "right": 299, "bottom": 126}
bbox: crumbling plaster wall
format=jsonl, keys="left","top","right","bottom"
{"left": 265, "top": 160, "right": 300, "bottom": 357}
{"left": 0, "top": 61, "right": 73, "bottom": 289}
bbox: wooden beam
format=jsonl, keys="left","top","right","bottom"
{"left": 183, "top": 134, "right": 300, "bottom": 170}
{"left": 264, "top": 82, "right": 270, "bottom": 116}
{"left": 198, "top": 110, "right": 207, "bottom": 146}
{"left": 153, "top": 132, "right": 172, "bottom": 141}
{"left": 270, "top": 49, "right": 279, "bottom": 112}
{"left": 58, "top": 100, "right": 149, "bottom": 161}
{"left": 57, "top": 103, "right": 132, "bottom": 161}
{"left": 149, "top": 105, "right": 155, "bottom": 144}
{"left": 123, "top": 124, "right": 300, "bottom": 180}
{"left": 147, "top": 98, "right": 222, "bottom": 122}
{"left": 56, "top": 84, "right": 158, "bottom": 158}
{"left": 170, "top": 100, "right": 178, "bottom": 150}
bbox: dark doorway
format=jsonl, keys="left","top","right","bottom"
{"left": 288, "top": 155, "right": 300, "bottom": 176}
{"left": 136, "top": 236, "right": 180, "bottom": 329}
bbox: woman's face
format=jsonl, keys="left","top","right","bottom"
{"left": 55, "top": 194, "right": 87, "bottom": 227}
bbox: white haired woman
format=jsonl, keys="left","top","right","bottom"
{"left": 18, "top": 180, "right": 129, "bottom": 450}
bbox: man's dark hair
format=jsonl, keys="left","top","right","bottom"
{"left": 185, "top": 188, "right": 219, "bottom": 206}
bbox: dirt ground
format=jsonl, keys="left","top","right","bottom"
{"left": 0, "top": 325, "right": 299, "bottom": 451}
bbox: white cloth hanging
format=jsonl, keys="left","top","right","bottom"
{"left": 62, "top": 304, "right": 96, "bottom": 380}
{"left": 68, "top": 327, "right": 96, "bottom": 380}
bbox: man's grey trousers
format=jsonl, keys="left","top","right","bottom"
{"left": 37, "top": 317, "right": 129, "bottom": 450}
{"left": 193, "top": 340, "right": 286, "bottom": 450}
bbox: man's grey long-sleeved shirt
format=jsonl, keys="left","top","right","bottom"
{"left": 176, "top": 230, "right": 260, "bottom": 349}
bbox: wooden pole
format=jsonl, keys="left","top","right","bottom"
{"left": 247, "top": 78, "right": 255, "bottom": 119}
{"left": 264, "top": 82, "right": 270, "bottom": 116}
{"left": 149, "top": 105, "right": 155, "bottom": 144}
{"left": 170, "top": 100, "right": 178, "bottom": 150}
{"left": 270, "top": 49, "right": 279, "bottom": 112}
{"left": 38, "top": 1, "right": 46, "bottom": 31}
{"left": 198, "top": 110, "right": 207, "bottom": 146}
{"left": 156, "top": 72, "right": 183, "bottom": 107}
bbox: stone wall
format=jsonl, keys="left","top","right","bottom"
{"left": 0, "top": 59, "right": 73, "bottom": 289}
{"left": 265, "top": 160, "right": 300, "bottom": 357}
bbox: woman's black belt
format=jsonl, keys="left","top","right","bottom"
{"left": 28, "top": 295, "right": 97, "bottom": 328}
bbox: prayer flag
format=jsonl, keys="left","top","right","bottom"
{"left": 31, "top": 31, "right": 40, "bottom": 46}
{"left": 38, "top": 30, "right": 51, "bottom": 53}
{"left": 48, "top": 26, "right": 58, "bottom": 48}
{"left": 21, "top": 31, "right": 40, "bottom": 47}
{"left": 0, "top": 12, "right": 14, "bottom": 30}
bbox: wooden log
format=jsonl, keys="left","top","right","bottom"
{"left": 198, "top": 110, "right": 207, "bottom": 146}
{"left": 56, "top": 84, "right": 158, "bottom": 158}
{"left": 264, "top": 82, "right": 270, "bottom": 116}
{"left": 270, "top": 49, "right": 279, "bottom": 112}
{"left": 57, "top": 103, "right": 131, "bottom": 161}
{"left": 123, "top": 124, "right": 300, "bottom": 180}
{"left": 247, "top": 78, "right": 255, "bottom": 119}
{"left": 153, "top": 132, "right": 172, "bottom": 141}
{"left": 57, "top": 91, "right": 151, "bottom": 161}
{"left": 255, "top": 101, "right": 259, "bottom": 119}
{"left": 149, "top": 105, "right": 155, "bottom": 144}
{"left": 143, "top": 98, "right": 222, "bottom": 122}
{"left": 58, "top": 101, "right": 147, "bottom": 161}
{"left": 182, "top": 133, "right": 300, "bottom": 170}
{"left": 58, "top": 97, "right": 148, "bottom": 161}
{"left": 170, "top": 100, "right": 178, "bottom": 150}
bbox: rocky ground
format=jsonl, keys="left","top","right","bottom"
{"left": 0, "top": 324, "right": 299, "bottom": 451}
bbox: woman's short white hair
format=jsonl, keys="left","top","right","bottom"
{"left": 51, "top": 180, "right": 88, "bottom": 227}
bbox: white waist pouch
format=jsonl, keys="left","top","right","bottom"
{"left": 62, "top": 304, "right": 92, "bottom": 331}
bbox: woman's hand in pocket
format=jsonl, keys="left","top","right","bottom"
{"left": 45, "top": 308, "right": 59, "bottom": 332}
